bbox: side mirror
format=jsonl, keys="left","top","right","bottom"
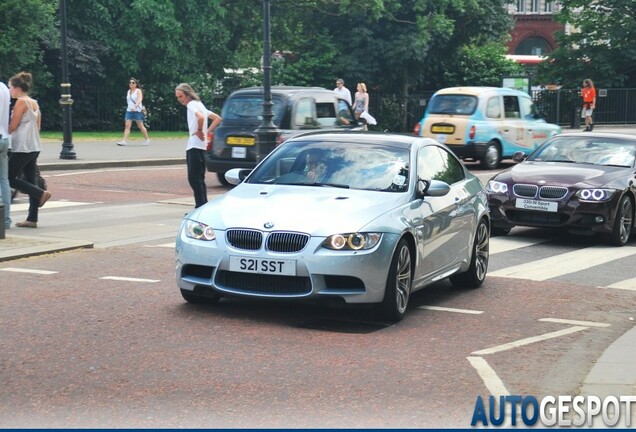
{"left": 512, "top": 151, "right": 527, "bottom": 163}
{"left": 416, "top": 178, "right": 450, "bottom": 198}
{"left": 225, "top": 168, "right": 251, "bottom": 185}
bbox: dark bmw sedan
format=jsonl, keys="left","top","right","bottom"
{"left": 486, "top": 132, "right": 635, "bottom": 246}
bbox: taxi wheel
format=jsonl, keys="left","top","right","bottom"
{"left": 216, "top": 172, "right": 231, "bottom": 187}
{"left": 480, "top": 141, "right": 501, "bottom": 170}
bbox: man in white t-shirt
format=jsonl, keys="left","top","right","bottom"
{"left": 333, "top": 78, "right": 352, "bottom": 106}
{"left": 0, "top": 81, "right": 11, "bottom": 229}
{"left": 175, "top": 83, "right": 222, "bottom": 208}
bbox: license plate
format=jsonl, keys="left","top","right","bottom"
{"left": 515, "top": 198, "right": 558, "bottom": 213}
{"left": 229, "top": 256, "right": 296, "bottom": 276}
{"left": 431, "top": 125, "right": 455, "bottom": 134}
{"left": 231, "top": 147, "right": 247, "bottom": 158}
{"left": 227, "top": 136, "right": 255, "bottom": 146}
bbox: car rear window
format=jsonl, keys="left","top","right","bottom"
{"left": 221, "top": 95, "right": 285, "bottom": 125}
{"left": 428, "top": 95, "right": 478, "bottom": 115}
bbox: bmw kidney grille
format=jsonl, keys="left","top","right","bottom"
{"left": 226, "top": 229, "right": 309, "bottom": 252}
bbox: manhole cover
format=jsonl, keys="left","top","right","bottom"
{"left": 297, "top": 318, "right": 391, "bottom": 334}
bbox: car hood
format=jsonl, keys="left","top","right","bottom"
{"left": 497, "top": 162, "right": 628, "bottom": 187}
{"left": 193, "top": 185, "right": 410, "bottom": 235}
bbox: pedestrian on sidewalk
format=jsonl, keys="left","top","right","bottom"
{"left": 353, "top": 83, "right": 371, "bottom": 130}
{"left": 8, "top": 71, "right": 51, "bottom": 229}
{"left": 333, "top": 78, "right": 352, "bottom": 106}
{"left": 0, "top": 80, "right": 11, "bottom": 230}
{"left": 175, "top": 83, "right": 222, "bottom": 208}
{"left": 117, "top": 77, "right": 150, "bottom": 146}
{"left": 581, "top": 79, "right": 596, "bottom": 132}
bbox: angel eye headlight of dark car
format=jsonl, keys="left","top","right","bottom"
{"left": 322, "top": 233, "right": 382, "bottom": 251}
{"left": 486, "top": 180, "right": 508, "bottom": 194}
{"left": 575, "top": 189, "right": 616, "bottom": 202}
{"left": 184, "top": 220, "right": 216, "bottom": 241}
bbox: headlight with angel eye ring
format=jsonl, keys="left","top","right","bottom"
{"left": 322, "top": 232, "right": 382, "bottom": 251}
{"left": 184, "top": 220, "right": 216, "bottom": 241}
{"left": 575, "top": 189, "right": 616, "bottom": 202}
{"left": 486, "top": 180, "right": 508, "bottom": 194}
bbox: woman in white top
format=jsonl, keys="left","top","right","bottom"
{"left": 8, "top": 71, "right": 51, "bottom": 228}
{"left": 175, "top": 83, "right": 222, "bottom": 208}
{"left": 117, "top": 77, "right": 150, "bottom": 146}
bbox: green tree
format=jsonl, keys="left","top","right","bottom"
{"left": 444, "top": 43, "right": 524, "bottom": 86}
{"left": 0, "top": 0, "right": 57, "bottom": 89}
{"left": 536, "top": 0, "right": 636, "bottom": 87}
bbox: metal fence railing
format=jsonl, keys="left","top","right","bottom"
{"left": 39, "top": 87, "right": 636, "bottom": 133}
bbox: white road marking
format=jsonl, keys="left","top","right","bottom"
{"left": 50, "top": 166, "right": 183, "bottom": 177}
{"left": 99, "top": 276, "right": 160, "bottom": 283}
{"left": 471, "top": 326, "right": 589, "bottom": 355}
{"left": 0, "top": 267, "right": 58, "bottom": 275}
{"left": 488, "top": 245, "right": 636, "bottom": 281}
{"left": 607, "top": 277, "right": 636, "bottom": 291}
{"left": 539, "top": 318, "right": 611, "bottom": 328}
{"left": 467, "top": 356, "right": 510, "bottom": 396}
{"left": 489, "top": 236, "right": 549, "bottom": 254}
{"left": 419, "top": 305, "right": 484, "bottom": 314}
{"left": 467, "top": 356, "right": 514, "bottom": 427}
{"left": 144, "top": 242, "right": 176, "bottom": 248}
{"left": 11, "top": 201, "right": 94, "bottom": 212}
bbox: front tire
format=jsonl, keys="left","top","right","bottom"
{"left": 608, "top": 195, "right": 633, "bottom": 246}
{"left": 491, "top": 225, "right": 511, "bottom": 237}
{"left": 375, "top": 239, "right": 412, "bottom": 322}
{"left": 480, "top": 141, "right": 501, "bottom": 170}
{"left": 216, "top": 172, "right": 231, "bottom": 187}
{"left": 180, "top": 287, "right": 221, "bottom": 304}
{"left": 450, "top": 218, "right": 489, "bottom": 288}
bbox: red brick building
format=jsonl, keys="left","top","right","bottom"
{"left": 506, "top": 1, "right": 566, "bottom": 56}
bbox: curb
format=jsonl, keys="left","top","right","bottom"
{"left": 0, "top": 235, "right": 94, "bottom": 262}
{"left": 39, "top": 158, "right": 186, "bottom": 171}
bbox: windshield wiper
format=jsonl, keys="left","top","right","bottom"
{"left": 299, "top": 182, "right": 350, "bottom": 189}
{"left": 541, "top": 159, "right": 576, "bottom": 163}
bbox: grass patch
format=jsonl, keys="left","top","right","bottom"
{"left": 40, "top": 131, "right": 188, "bottom": 141}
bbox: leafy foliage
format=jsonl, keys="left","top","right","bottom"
{"left": 535, "top": 0, "right": 636, "bottom": 87}
{"left": 0, "top": 0, "right": 57, "bottom": 90}
{"left": 10, "top": 0, "right": 629, "bottom": 132}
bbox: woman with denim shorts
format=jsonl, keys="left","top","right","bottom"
{"left": 117, "top": 77, "right": 150, "bottom": 146}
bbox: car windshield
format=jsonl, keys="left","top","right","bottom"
{"left": 247, "top": 140, "right": 411, "bottom": 192}
{"left": 428, "top": 95, "right": 478, "bottom": 115}
{"left": 530, "top": 136, "right": 636, "bottom": 167}
{"left": 221, "top": 95, "right": 285, "bottom": 125}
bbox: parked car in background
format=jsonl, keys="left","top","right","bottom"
{"left": 486, "top": 132, "right": 636, "bottom": 246}
{"left": 414, "top": 86, "right": 561, "bottom": 169}
{"left": 206, "top": 86, "right": 362, "bottom": 186}
{"left": 177, "top": 132, "right": 490, "bottom": 322}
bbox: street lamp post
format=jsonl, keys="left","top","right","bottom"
{"left": 255, "top": 0, "right": 278, "bottom": 162}
{"left": 59, "top": 0, "right": 76, "bottom": 160}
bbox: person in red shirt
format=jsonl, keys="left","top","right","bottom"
{"left": 581, "top": 79, "right": 596, "bottom": 131}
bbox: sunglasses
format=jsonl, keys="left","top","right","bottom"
{"left": 129, "top": 81, "right": 137, "bottom": 84}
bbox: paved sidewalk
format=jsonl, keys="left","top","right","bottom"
{"left": 38, "top": 136, "right": 187, "bottom": 171}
